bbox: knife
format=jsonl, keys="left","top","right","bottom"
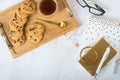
{"left": 61, "top": 0, "right": 74, "bottom": 19}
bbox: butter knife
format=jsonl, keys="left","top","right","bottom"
{"left": 61, "top": 0, "right": 74, "bottom": 19}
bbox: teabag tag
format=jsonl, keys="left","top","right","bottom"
{"left": 65, "top": 28, "right": 82, "bottom": 48}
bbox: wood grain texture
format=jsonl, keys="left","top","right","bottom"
{"left": 0, "top": 0, "right": 79, "bottom": 58}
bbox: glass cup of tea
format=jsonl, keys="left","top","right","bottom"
{"left": 37, "top": 0, "right": 58, "bottom": 17}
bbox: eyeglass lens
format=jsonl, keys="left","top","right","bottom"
{"left": 76, "top": 0, "right": 105, "bottom": 16}
{"left": 76, "top": 0, "right": 87, "bottom": 7}
{"left": 90, "top": 8, "right": 104, "bottom": 15}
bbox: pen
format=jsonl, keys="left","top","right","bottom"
{"left": 95, "top": 47, "right": 110, "bottom": 78}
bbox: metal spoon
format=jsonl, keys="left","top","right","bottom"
{"left": 36, "top": 19, "right": 66, "bottom": 29}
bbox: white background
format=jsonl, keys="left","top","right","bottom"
{"left": 0, "top": 0, "right": 120, "bottom": 80}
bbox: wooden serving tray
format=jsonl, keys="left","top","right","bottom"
{"left": 0, "top": 0, "right": 78, "bottom": 58}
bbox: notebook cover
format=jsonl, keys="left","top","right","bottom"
{"left": 79, "top": 38, "right": 117, "bottom": 76}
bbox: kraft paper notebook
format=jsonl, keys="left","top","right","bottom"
{"left": 79, "top": 38, "right": 117, "bottom": 76}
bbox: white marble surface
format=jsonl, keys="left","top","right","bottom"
{"left": 0, "top": 0, "right": 120, "bottom": 80}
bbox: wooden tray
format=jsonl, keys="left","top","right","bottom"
{"left": 0, "top": 0, "right": 78, "bottom": 58}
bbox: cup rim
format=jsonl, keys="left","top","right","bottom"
{"left": 37, "top": 0, "right": 58, "bottom": 17}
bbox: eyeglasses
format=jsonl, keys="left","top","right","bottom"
{"left": 76, "top": 0, "right": 105, "bottom": 16}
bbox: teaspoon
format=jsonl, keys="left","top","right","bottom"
{"left": 36, "top": 19, "right": 67, "bottom": 29}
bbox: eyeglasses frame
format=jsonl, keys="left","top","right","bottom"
{"left": 76, "top": 0, "right": 105, "bottom": 16}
